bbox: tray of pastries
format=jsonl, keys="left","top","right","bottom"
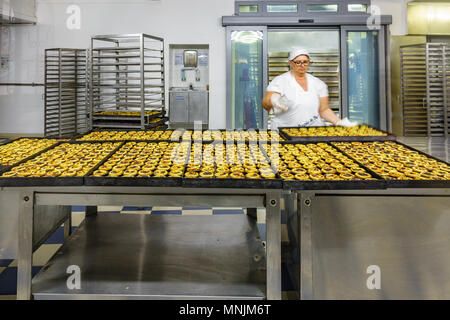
{"left": 279, "top": 125, "right": 395, "bottom": 142}
{"left": 261, "top": 142, "right": 385, "bottom": 190}
{"left": 77, "top": 130, "right": 182, "bottom": 142}
{"left": 180, "top": 129, "right": 285, "bottom": 142}
{"left": 182, "top": 141, "right": 282, "bottom": 189}
{"left": 0, "top": 138, "right": 61, "bottom": 169}
{"left": 0, "top": 141, "right": 121, "bottom": 186}
{"left": 84, "top": 141, "right": 190, "bottom": 187}
{"left": 332, "top": 141, "right": 450, "bottom": 188}
{"left": 93, "top": 110, "right": 163, "bottom": 119}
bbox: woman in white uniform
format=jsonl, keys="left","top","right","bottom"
{"left": 262, "top": 48, "right": 357, "bottom": 129}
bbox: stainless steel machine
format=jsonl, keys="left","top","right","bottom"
{"left": 168, "top": 45, "right": 209, "bottom": 129}
{"left": 169, "top": 88, "right": 209, "bottom": 129}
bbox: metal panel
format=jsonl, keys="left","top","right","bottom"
{"left": 32, "top": 205, "right": 71, "bottom": 251}
{"left": 0, "top": 190, "right": 20, "bottom": 259}
{"left": 188, "top": 91, "right": 209, "bottom": 125}
{"left": 35, "top": 193, "right": 265, "bottom": 208}
{"left": 222, "top": 15, "right": 393, "bottom": 27}
{"left": 33, "top": 214, "right": 266, "bottom": 300}
{"left": 169, "top": 91, "right": 188, "bottom": 123}
{"left": 311, "top": 195, "right": 450, "bottom": 299}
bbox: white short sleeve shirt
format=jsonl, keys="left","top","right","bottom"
{"left": 267, "top": 71, "right": 329, "bottom": 129}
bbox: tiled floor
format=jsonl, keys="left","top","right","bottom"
{"left": 0, "top": 204, "right": 296, "bottom": 300}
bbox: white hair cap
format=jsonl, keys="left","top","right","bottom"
{"left": 288, "top": 48, "right": 311, "bottom": 61}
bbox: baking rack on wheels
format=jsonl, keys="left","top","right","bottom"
{"left": 10, "top": 186, "right": 282, "bottom": 300}
{"left": 90, "top": 34, "right": 166, "bottom": 130}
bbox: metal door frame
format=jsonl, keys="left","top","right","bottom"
{"left": 340, "top": 25, "right": 387, "bottom": 130}
{"left": 226, "top": 26, "right": 268, "bottom": 129}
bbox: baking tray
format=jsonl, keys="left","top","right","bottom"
{"left": 92, "top": 110, "right": 164, "bottom": 121}
{"left": 74, "top": 126, "right": 178, "bottom": 141}
{"left": 0, "top": 138, "right": 11, "bottom": 146}
{"left": 331, "top": 140, "right": 450, "bottom": 189}
{"left": 259, "top": 141, "right": 386, "bottom": 191}
{"left": 92, "top": 117, "right": 168, "bottom": 129}
{"left": 178, "top": 129, "right": 285, "bottom": 143}
{"left": 0, "top": 137, "right": 62, "bottom": 169}
{"left": 278, "top": 125, "right": 396, "bottom": 142}
{"left": 84, "top": 140, "right": 184, "bottom": 187}
{"left": 0, "top": 141, "right": 123, "bottom": 187}
{"left": 181, "top": 140, "right": 283, "bottom": 189}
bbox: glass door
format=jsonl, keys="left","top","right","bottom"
{"left": 341, "top": 26, "right": 387, "bottom": 129}
{"left": 227, "top": 27, "right": 267, "bottom": 129}
{"left": 267, "top": 29, "right": 341, "bottom": 123}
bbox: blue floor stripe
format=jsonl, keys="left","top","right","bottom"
{"left": 0, "top": 267, "right": 42, "bottom": 295}
{"left": 122, "top": 206, "right": 152, "bottom": 211}
{"left": 96, "top": 211, "right": 121, "bottom": 214}
{"left": 44, "top": 227, "right": 77, "bottom": 245}
{"left": 212, "top": 210, "right": 244, "bottom": 215}
{"left": 182, "top": 207, "right": 213, "bottom": 210}
{"left": 71, "top": 206, "right": 86, "bottom": 212}
{"left": 0, "top": 259, "right": 13, "bottom": 267}
{"left": 151, "top": 210, "right": 182, "bottom": 215}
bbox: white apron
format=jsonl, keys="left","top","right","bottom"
{"left": 270, "top": 73, "right": 325, "bottom": 129}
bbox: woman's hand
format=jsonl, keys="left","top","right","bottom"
{"left": 270, "top": 93, "right": 289, "bottom": 115}
{"left": 336, "top": 117, "right": 358, "bottom": 127}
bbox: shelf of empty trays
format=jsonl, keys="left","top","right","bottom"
{"left": 77, "top": 129, "right": 183, "bottom": 141}
{"left": 332, "top": 141, "right": 450, "bottom": 188}
{"left": 0, "top": 138, "right": 61, "bottom": 170}
{"left": 181, "top": 141, "right": 282, "bottom": 189}
{"left": 0, "top": 141, "right": 121, "bottom": 186}
{"left": 90, "top": 34, "right": 166, "bottom": 129}
{"left": 279, "top": 125, "right": 396, "bottom": 142}
{"left": 261, "top": 142, "right": 385, "bottom": 190}
{"left": 44, "top": 49, "right": 89, "bottom": 138}
{"left": 180, "top": 129, "right": 285, "bottom": 142}
{"left": 85, "top": 141, "right": 190, "bottom": 187}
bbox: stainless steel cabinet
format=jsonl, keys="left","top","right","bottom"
{"left": 169, "top": 90, "right": 209, "bottom": 128}
{"left": 189, "top": 91, "right": 209, "bottom": 124}
{"left": 169, "top": 91, "right": 189, "bottom": 123}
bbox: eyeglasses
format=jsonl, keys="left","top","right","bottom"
{"left": 291, "top": 60, "right": 310, "bottom": 66}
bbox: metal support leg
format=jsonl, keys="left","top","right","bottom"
{"left": 299, "top": 193, "right": 314, "bottom": 300}
{"left": 266, "top": 192, "right": 281, "bottom": 300}
{"left": 17, "top": 191, "right": 34, "bottom": 300}
{"left": 247, "top": 208, "right": 257, "bottom": 220}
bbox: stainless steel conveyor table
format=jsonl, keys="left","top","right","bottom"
{"left": 283, "top": 188, "right": 450, "bottom": 300}
{"left": 7, "top": 186, "right": 283, "bottom": 300}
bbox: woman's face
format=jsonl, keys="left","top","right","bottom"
{"left": 289, "top": 55, "right": 310, "bottom": 76}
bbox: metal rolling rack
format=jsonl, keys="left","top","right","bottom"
{"left": 44, "top": 49, "right": 89, "bottom": 138}
{"left": 401, "top": 43, "right": 449, "bottom": 137}
{"left": 90, "top": 34, "right": 166, "bottom": 130}
{"left": 445, "top": 45, "right": 450, "bottom": 136}
{"left": 268, "top": 51, "right": 341, "bottom": 115}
